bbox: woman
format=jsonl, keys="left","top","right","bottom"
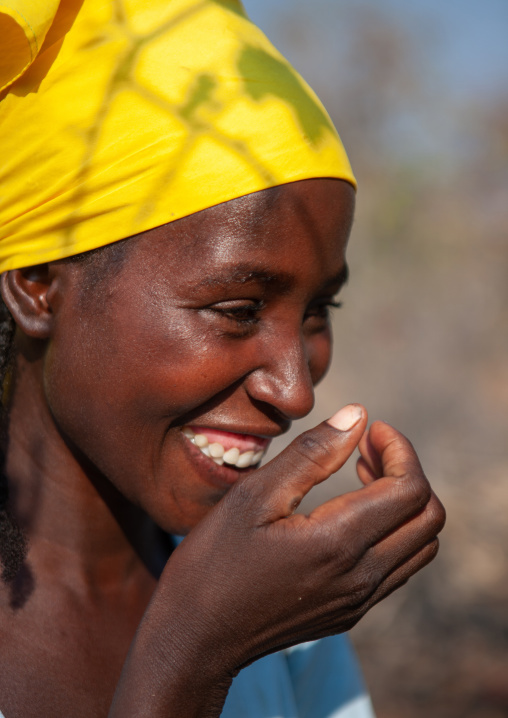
{"left": 0, "top": 1, "right": 445, "bottom": 716}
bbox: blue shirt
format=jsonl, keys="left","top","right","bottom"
{"left": 222, "top": 634, "right": 375, "bottom": 718}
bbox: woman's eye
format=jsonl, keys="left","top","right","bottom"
{"left": 305, "top": 300, "right": 342, "bottom": 322}
{"left": 208, "top": 300, "right": 264, "bottom": 325}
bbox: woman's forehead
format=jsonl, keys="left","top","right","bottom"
{"left": 121, "top": 179, "right": 354, "bottom": 296}
{"left": 140, "top": 179, "right": 355, "bottom": 258}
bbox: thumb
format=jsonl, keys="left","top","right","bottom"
{"left": 235, "top": 404, "right": 367, "bottom": 521}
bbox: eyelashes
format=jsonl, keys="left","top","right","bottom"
{"left": 310, "top": 300, "right": 342, "bottom": 315}
{"left": 208, "top": 300, "right": 264, "bottom": 326}
{"left": 207, "top": 298, "right": 342, "bottom": 330}
{"left": 303, "top": 300, "right": 342, "bottom": 324}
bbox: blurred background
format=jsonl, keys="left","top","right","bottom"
{"left": 243, "top": 1, "right": 508, "bottom": 716}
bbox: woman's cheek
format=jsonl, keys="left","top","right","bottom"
{"left": 307, "top": 328, "right": 333, "bottom": 386}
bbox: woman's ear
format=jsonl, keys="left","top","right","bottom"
{"left": 0, "top": 265, "right": 55, "bottom": 339}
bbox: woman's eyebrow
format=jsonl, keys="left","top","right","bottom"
{"left": 195, "top": 265, "right": 294, "bottom": 293}
{"left": 195, "top": 262, "right": 349, "bottom": 293}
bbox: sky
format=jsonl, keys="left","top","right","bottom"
{"left": 244, "top": 0, "right": 508, "bottom": 103}
{"left": 242, "top": 0, "right": 508, "bottom": 167}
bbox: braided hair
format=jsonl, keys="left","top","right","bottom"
{"left": 0, "top": 237, "right": 133, "bottom": 582}
{"left": 0, "top": 293, "right": 26, "bottom": 581}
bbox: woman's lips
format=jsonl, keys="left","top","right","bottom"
{"left": 182, "top": 425, "right": 270, "bottom": 468}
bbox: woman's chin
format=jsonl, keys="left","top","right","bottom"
{"left": 149, "top": 435, "right": 266, "bottom": 536}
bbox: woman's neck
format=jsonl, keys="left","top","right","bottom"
{"left": 3, "top": 354, "right": 169, "bottom": 594}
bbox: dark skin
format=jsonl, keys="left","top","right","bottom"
{"left": 0, "top": 178, "right": 445, "bottom": 717}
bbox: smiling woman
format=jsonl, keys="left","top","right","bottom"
{"left": 0, "top": 1, "right": 445, "bottom": 717}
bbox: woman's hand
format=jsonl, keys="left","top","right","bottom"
{"left": 110, "top": 405, "right": 445, "bottom": 717}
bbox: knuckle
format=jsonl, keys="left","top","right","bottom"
{"left": 411, "top": 537, "right": 441, "bottom": 572}
{"left": 347, "top": 571, "right": 378, "bottom": 607}
{"left": 394, "top": 471, "right": 432, "bottom": 511}
{"left": 424, "top": 537, "right": 440, "bottom": 561}
{"left": 408, "top": 492, "right": 446, "bottom": 543}
{"left": 430, "top": 494, "right": 447, "bottom": 530}
{"left": 425, "top": 495, "right": 447, "bottom": 533}
{"left": 334, "top": 532, "right": 364, "bottom": 573}
{"left": 289, "top": 430, "right": 338, "bottom": 476}
{"left": 305, "top": 518, "right": 366, "bottom": 575}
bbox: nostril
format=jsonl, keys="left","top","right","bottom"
{"left": 243, "top": 334, "right": 317, "bottom": 420}
{"left": 245, "top": 368, "right": 315, "bottom": 422}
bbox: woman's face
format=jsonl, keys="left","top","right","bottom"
{"left": 44, "top": 178, "right": 355, "bottom": 534}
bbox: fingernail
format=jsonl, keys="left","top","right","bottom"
{"left": 327, "top": 405, "right": 363, "bottom": 432}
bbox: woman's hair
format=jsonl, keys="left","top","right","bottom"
{"left": 0, "top": 296, "right": 24, "bottom": 581}
{"left": 0, "top": 238, "right": 132, "bottom": 581}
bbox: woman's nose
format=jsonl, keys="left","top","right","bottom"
{"left": 245, "top": 335, "right": 315, "bottom": 421}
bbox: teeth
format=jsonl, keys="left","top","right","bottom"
{"left": 223, "top": 447, "right": 240, "bottom": 465}
{"left": 236, "top": 450, "right": 254, "bottom": 468}
{"left": 182, "top": 428, "right": 265, "bottom": 468}
{"left": 209, "top": 442, "right": 225, "bottom": 458}
{"left": 252, "top": 450, "right": 264, "bottom": 465}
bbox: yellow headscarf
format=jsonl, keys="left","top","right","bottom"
{"left": 0, "top": 0, "right": 355, "bottom": 272}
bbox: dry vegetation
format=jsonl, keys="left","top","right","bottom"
{"left": 259, "top": 3, "right": 508, "bottom": 715}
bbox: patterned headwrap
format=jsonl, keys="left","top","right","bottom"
{"left": 0, "top": 0, "right": 355, "bottom": 271}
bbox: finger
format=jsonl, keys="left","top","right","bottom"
{"left": 367, "top": 421, "right": 424, "bottom": 480}
{"left": 363, "top": 536, "right": 440, "bottom": 611}
{"left": 356, "top": 489, "right": 446, "bottom": 589}
{"left": 306, "top": 470, "right": 435, "bottom": 566}
{"left": 233, "top": 404, "right": 368, "bottom": 521}
{"left": 356, "top": 456, "right": 377, "bottom": 485}
{"left": 358, "top": 429, "right": 383, "bottom": 479}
